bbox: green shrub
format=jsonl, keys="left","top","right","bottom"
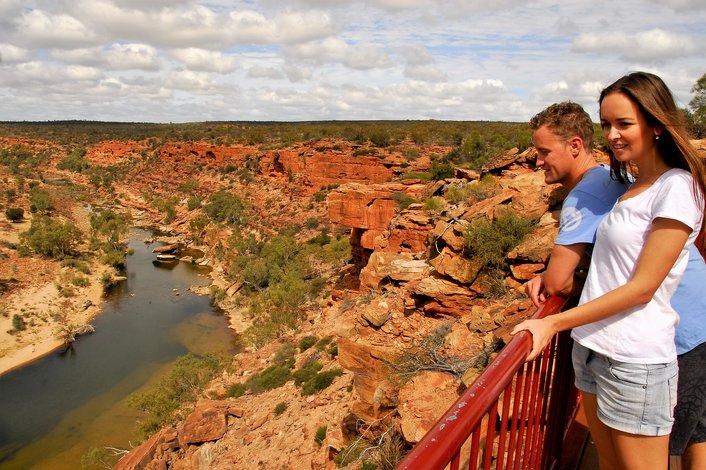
{"left": 307, "top": 231, "right": 331, "bottom": 246}
{"left": 178, "top": 178, "right": 199, "bottom": 194}
{"left": 463, "top": 209, "right": 534, "bottom": 269}
{"left": 71, "top": 276, "right": 89, "bottom": 287}
{"left": 315, "top": 337, "right": 333, "bottom": 351}
{"left": 293, "top": 361, "right": 324, "bottom": 386}
{"left": 304, "top": 217, "right": 319, "bottom": 229}
{"left": 391, "top": 192, "right": 417, "bottom": 211}
{"left": 245, "top": 365, "right": 292, "bottom": 394}
{"left": 101, "top": 248, "right": 126, "bottom": 268}
{"left": 430, "top": 162, "right": 455, "bottom": 180}
{"left": 12, "top": 314, "right": 25, "bottom": 331}
{"left": 299, "top": 335, "right": 318, "bottom": 352}
{"left": 423, "top": 196, "right": 446, "bottom": 214}
{"left": 61, "top": 258, "right": 91, "bottom": 274}
{"left": 226, "top": 383, "right": 247, "bottom": 398}
{"left": 127, "top": 353, "right": 222, "bottom": 438}
{"left": 402, "top": 147, "right": 421, "bottom": 160}
{"left": 301, "top": 368, "right": 344, "bottom": 396}
{"left": 57, "top": 147, "right": 89, "bottom": 173}
{"left": 274, "top": 402, "right": 287, "bottom": 415}
{"left": 152, "top": 197, "right": 178, "bottom": 223}
{"left": 100, "top": 271, "right": 114, "bottom": 286}
{"left": 315, "top": 426, "right": 327, "bottom": 446}
{"left": 5, "top": 207, "right": 24, "bottom": 222}
{"left": 186, "top": 195, "right": 202, "bottom": 211}
{"left": 274, "top": 342, "right": 297, "bottom": 367}
{"left": 399, "top": 171, "right": 431, "bottom": 181}
{"left": 29, "top": 188, "right": 53, "bottom": 213}
{"left": 444, "top": 176, "right": 498, "bottom": 205}
{"left": 56, "top": 283, "right": 75, "bottom": 297}
{"left": 322, "top": 237, "right": 351, "bottom": 264}
{"left": 204, "top": 190, "right": 248, "bottom": 226}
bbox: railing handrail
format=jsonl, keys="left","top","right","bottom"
{"left": 396, "top": 295, "right": 568, "bottom": 470}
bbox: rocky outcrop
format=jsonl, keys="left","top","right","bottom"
{"left": 397, "top": 371, "right": 460, "bottom": 443}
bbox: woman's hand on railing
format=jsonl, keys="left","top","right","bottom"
{"left": 510, "top": 316, "right": 559, "bottom": 362}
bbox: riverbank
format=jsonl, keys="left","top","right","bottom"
{"left": 0, "top": 262, "right": 108, "bottom": 376}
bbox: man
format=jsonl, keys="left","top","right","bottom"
{"left": 526, "top": 102, "right": 706, "bottom": 470}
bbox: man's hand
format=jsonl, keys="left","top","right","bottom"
{"left": 525, "top": 275, "right": 547, "bottom": 307}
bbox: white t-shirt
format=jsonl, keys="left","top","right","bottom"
{"left": 571, "top": 168, "right": 704, "bottom": 363}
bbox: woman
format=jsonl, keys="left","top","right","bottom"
{"left": 512, "top": 72, "right": 705, "bottom": 470}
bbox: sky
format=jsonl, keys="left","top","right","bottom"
{"left": 0, "top": 0, "right": 704, "bottom": 123}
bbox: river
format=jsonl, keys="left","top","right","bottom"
{"left": 0, "top": 229, "right": 237, "bottom": 469}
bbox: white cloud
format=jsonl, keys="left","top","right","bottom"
{"left": 283, "top": 64, "right": 312, "bottom": 82}
{"left": 0, "top": 43, "right": 34, "bottom": 64}
{"left": 572, "top": 29, "right": 697, "bottom": 63}
{"left": 648, "top": 0, "right": 706, "bottom": 10}
{"left": 247, "top": 65, "right": 285, "bottom": 79}
{"left": 164, "top": 70, "right": 218, "bottom": 93}
{"left": 15, "top": 9, "right": 98, "bottom": 49}
{"left": 48, "top": 43, "right": 158, "bottom": 70}
{"left": 283, "top": 37, "right": 393, "bottom": 70}
{"left": 0, "top": 0, "right": 703, "bottom": 122}
{"left": 49, "top": 47, "right": 104, "bottom": 66}
{"left": 171, "top": 48, "right": 237, "bottom": 73}
{"left": 105, "top": 43, "right": 159, "bottom": 70}
{"left": 0, "top": 61, "right": 102, "bottom": 87}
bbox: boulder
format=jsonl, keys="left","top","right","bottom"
{"left": 114, "top": 429, "right": 167, "bottom": 470}
{"left": 179, "top": 399, "right": 229, "bottom": 446}
{"left": 359, "top": 251, "right": 430, "bottom": 288}
{"left": 398, "top": 371, "right": 459, "bottom": 443}
{"left": 429, "top": 247, "right": 483, "bottom": 284}
{"left": 429, "top": 219, "right": 468, "bottom": 252}
{"left": 412, "top": 277, "right": 478, "bottom": 316}
{"left": 338, "top": 338, "right": 395, "bottom": 406}
{"left": 506, "top": 223, "right": 558, "bottom": 264}
{"left": 510, "top": 262, "right": 545, "bottom": 281}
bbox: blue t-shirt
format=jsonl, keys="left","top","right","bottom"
{"left": 556, "top": 165, "right": 706, "bottom": 354}
{"left": 556, "top": 165, "right": 630, "bottom": 246}
{"left": 672, "top": 245, "right": 706, "bottom": 354}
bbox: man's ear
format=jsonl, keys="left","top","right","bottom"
{"left": 568, "top": 136, "right": 583, "bottom": 157}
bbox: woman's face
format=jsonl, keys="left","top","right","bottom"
{"left": 599, "top": 92, "right": 659, "bottom": 164}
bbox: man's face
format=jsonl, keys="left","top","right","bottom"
{"left": 532, "top": 125, "right": 575, "bottom": 186}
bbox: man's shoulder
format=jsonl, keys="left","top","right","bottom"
{"left": 572, "top": 165, "right": 628, "bottom": 201}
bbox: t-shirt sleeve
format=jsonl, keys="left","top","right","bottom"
{"left": 652, "top": 173, "right": 704, "bottom": 232}
{"left": 555, "top": 189, "right": 614, "bottom": 245}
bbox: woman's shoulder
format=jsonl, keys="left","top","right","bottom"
{"left": 658, "top": 168, "right": 695, "bottom": 188}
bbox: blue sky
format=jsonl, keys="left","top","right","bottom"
{"left": 0, "top": 0, "right": 704, "bottom": 123}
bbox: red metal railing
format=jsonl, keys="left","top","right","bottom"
{"left": 397, "top": 296, "right": 580, "bottom": 470}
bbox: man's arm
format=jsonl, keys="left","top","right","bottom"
{"left": 526, "top": 243, "right": 589, "bottom": 306}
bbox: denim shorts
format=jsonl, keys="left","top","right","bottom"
{"left": 572, "top": 341, "right": 678, "bottom": 436}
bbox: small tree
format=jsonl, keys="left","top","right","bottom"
{"left": 5, "top": 207, "right": 24, "bottom": 222}
{"left": 29, "top": 188, "right": 53, "bottom": 213}
{"left": 21, "top": 216, "right": 82, "bottom": 259}
{"left": 689, "top": 73, "right": 706, "bottom": 137}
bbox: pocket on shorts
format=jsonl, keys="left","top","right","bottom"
{"left": 608, "top": 361, "right": 648, "bottom": 387}
{"left": 668, "top": 370, "right": 677, "bottom": 420}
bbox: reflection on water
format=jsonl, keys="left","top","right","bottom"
{"left": 0, "top": 229, "right": 236, "bottom": 469}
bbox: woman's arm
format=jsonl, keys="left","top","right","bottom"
{"left": 512, "top": 217, "right": 692, "bottom": 361}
